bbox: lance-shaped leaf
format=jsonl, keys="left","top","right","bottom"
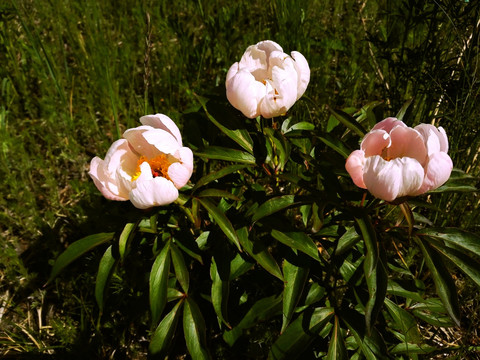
{"left": 268, "top": 307, "right": 334, "bottom": 360}
{"left": 191, "top": 164, "right": 248, "bottom": 193}
{"left": 318, "top": 134, "right": 351, "bottom": 159}
{"left": 335, "top": 226, "right": 361, "bottom": 256}
{"left": 149, "top": 299, "right": 184, "bottom": 356}
{"left": 417, "top": 227, "right": 480, "bottom": 258}
{"left": 271, "top": 230, "right": 321, "bottom": 262}
{"left": 395, "top": 98, "right": 414, "bottom": 121}
{"left": 252, "top": 195, "right": 303, "bottom": 223}
{"left": 224, "top": 294, "right": 282, "bottom": 346}
{"left": 150, "top": 243, "right": 171, "bottom": 326}
{"left": 355, "top": 214, "right": 387, "bottom": 334}
{"left": 48, "top": 232, "right": 115, "bottom": 283}
{"left": 210, "top": 257, "right": 230, "bottom": 327}
{"left": 197, "top": 198, "right": 241, "bottom": 251}
{"left": 390, "top": 343, "right": 437, "bottom": 355}
{"left": 195, "top": 146, "right": 256, "bottom": 164}
{"left": 95, "top": 245, "right": 117, "bottom": 314}
{"left": 183, "top": 297, "right": 212, "bottom": 360}
{"left": 170, "top": 243, "right": 189, "bottom": 293}
{"left": 386, "top": 281, "right": 424, "bottom": 303}
{"left": 237, "top": 227, "right": 283, "bottom": 280}
{"left": 118, "top": 222, "right": 137, "bottom": 262}
{"left": 196, "top": 188, "right": 241, "bottom": 201}
{"left": 326, "top": 315, "right": 348, "bottom": 360}
{"left": 195, "top": 94, "right": 254, "bottom": 154}
{"left": 281, "top": 260, "right": 309, "bottom": 332}
{"left": 327, "top": 106, "right": 366, "bottom": 137}
{"left": 384, "top": 298, "right": 421, "bottom": 344}
{"left": 414, "top": 236, "right": 460, "bottom": 326}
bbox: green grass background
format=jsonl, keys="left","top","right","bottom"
{"left": 1, "top": 0, "right": 479, "bottom": 357}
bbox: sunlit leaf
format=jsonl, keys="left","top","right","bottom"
{"left": 271, "top": 230, "right": 321, "bottom": 262}
{"left": 149, "top": 299, "right": 183, "bottom": 356}
{"left": 417, "top": 227, "right": 480, "bottom": 258}
{"left": 196, "top": 188, "right": 241, "bottom": 201}
{"left": 281, "top": 259, "right": 309, "bottom": 332}
{"left": 326, "top": 315, "right": 348, "bottom": 360}
{"left": 183, "top": 297, "right": 212, "bottom": 360}
{"left": 335, "top": 226, "right": 361, "bottom": 256}
{"left": 252, "top": 195, "right": 303, "bottom": 223}
{"left": 150, "top": 243, "right": 171, "bottom": 326}
{"left": 384, "top": 298, "right": 421, "bottom": 344}
{"left": 95, "top": 245, "right": 117, "bottom": 314}
{"left": 48, "top": 232, "right": 115, "bottom": 283}
{"left": 118, "top": 222, "right": 137, "bottom": 262}
{"left": 195, "top": 146, "right": 256, "bottom": 164}
{"left": 390, "top": 343, "right": 437, "bottom": 355}
{"left": 191, "top": 164, "right": 248, "bottom": 192}
{"left": 386, "top": 281, "right": 424, "bottom": 303}
{"left": 268, "top": 307, "right": 334, "bottom": 360}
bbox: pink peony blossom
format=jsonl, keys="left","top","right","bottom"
{"left": 89, "top": 114, "right": 193, "bottom": 209}
{"left": 345, "top": 117, "right": 453, "bottom": 202}
{"left": 226, "top": 40, "right": 310, "bottom": 118}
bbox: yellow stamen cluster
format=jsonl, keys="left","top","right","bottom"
{"left": 132, "top": 154, "right": 172, "bottom": 181}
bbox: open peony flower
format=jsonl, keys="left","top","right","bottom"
{"left": 226, "top": 40, "right": 310, "bottom": 118}
{"left": 89, "top": 114, "right": 193, "bottom": 209}
{"left": 345, "top": 117, "right": 453, "bottom": 202}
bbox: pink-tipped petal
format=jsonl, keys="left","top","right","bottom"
{"left": 130, "top": 176, "right": 179, "bottom": 209}
{"left": 372, "top": 117, "right": 406, "bottom": 132}
{"left": 345, "top": 150, "right": 367, "bottom": 189}
{"left": 415, "top": 152, "right": 453, "bottom": 195}
{"left": 140, "top": 114, "right": 183, "bottom": 146}
{"left": 360, "top": 130, "right": 391, "bottom": 157}
{"left": 387, "top": 126, "right": 428, "bottom": 166}
{"left": 88, "top": 157, "right": 128, "bottom": 201}
{"left": 415, "top": 124, "right": 449, "bottom": 155}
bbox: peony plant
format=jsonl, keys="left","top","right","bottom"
{"left": 88, "top": 114, "right": 193, "bottom": 209}
{"left": 345, "top": 117, "right": 453, "bottom": 201}
{"left": 226, "top": 40, "right": 310, "bottom": 118}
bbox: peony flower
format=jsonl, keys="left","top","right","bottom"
{"left": 345, "top": 117, "right": 453, "bottom": 202}
{"left": 89, "top": 114, "right": 193, "bottom": 209}
{"left": 226, "top": 40, "right": 310, "bottom": 118}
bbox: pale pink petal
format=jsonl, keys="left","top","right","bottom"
{"left": 437, "top": 127, "right": 449, "bottom": 152}
{"left": 140, "top": 114, "right": 182, "bottom": 146}
{"left": 226, "top": 69, "right": 265, "bottom": 118}
{"left": 372, "top": 117, "right": 406, "bottom": 132}
{"left": 360, "top": 130, "right": 391, "bottom": 157}
{"left": 363, "top": 156, "right": 424, "bottom": 201}
{"left": 415, "top": 124, "right": 449, "bottom": 154}
{"left": 123, "top": 126, "right": 158, "bottom": 158}
{"left": 415, "top": 152, "right": 453, "bottom": 195}
{"left": 168, "top": 163, "right": 192, "bottom": 189}
{"left": 130, "top": 177, "right": 179, "bottom": 209}
{"left": 291, "top": 51, "right": 310, "bottom": 99}
{"left": 239, "top": 44, "right": 269, "bottom": 80}
{"left": 226, "top": 62, "right": 239, "bottom": 86}
{"left": 175, "top": 147, "right": 194, "bottom": 172}
{"left": 142, "top": 128, "right": 182, "bottom": 155}
{"left": 256, "top": 40, "right": 283, "bottom": 57}
{"left": 345, "top": 150, "right": 367, "bottom": 189}
{"left": 89, "top": 157, "right": 128, "bottom": 201}
{"left": 387, "top": 126, "right": 428, "bottom": 166}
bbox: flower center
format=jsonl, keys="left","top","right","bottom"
{"left": 132, "top": 154, "right": 173, "bottom": 181}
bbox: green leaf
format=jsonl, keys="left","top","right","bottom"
{"left": 390, "top": 343, "right": 437, "bottom": 355}
{"left": 384, "top": 298, "right": 421, "bottom": 344}
{"left": 150, "top": 243, "right": 171, "bottom": 326}
{"left": 191, "top": 164, "right": 248, "bottom": 192}
{"left": 195, "top": 146, "right": 256, "bottom": 164}
{"left": 318, "top": 134, "right": 351, "bottom": 158}
{"left": 224, "top": 294, "right": 282, "bottom": 346}
{"left": 197, "top": 198, "right": 241, "bottom": 251}
{"left": 271, "top": 230, "right": 321, "bottom": 262}
{"left": 95, "top": 245, "right": 117, "bottom": 314}
{"left": 417, "top": 227, "right": 480, "bottom": 258}
{"left": 210, "top": 257, "right": 230, "bottom": 327}
{"left": 196, "top": 188, "right": 241, "bottom": 201}
{"left": 395, "top": 98, "right": 414, "bottom": 121}
{"left": 414, "top": 237, "right": 460, "bottom": 326}
{"left": 282, "top": 260, "right": 309, "bottom": 332}
{"left": 229, "top": 253, "right": 254, "bottom": 280}
{"left": 355, "top": 214, "right": 387, "bottom": 334}
{"left": 326, "top": 315, "right": 348, "bottom": 360}
{"left": 386, "top": 281, "right": 424, "bottom": 303}
{"left": 118, "top": 222, "right": 137, "bottom": 262}
{"left": 237, "top": 227, "right": 283, "bottom": 280}
{"left": 327, "top": 106, "right": 366, "bottom": 137}
{"left": 252, "top": 195, "right": 304, "bottom": 222}
{"left": 429, "top": 183, "right": 478, "bottom": 193}
{"left": 167, "top": 288, "right": 184, "bottom": 302}
{"left": 305, "top": 282, "right": 326, "bottom": 306}
{"left": 183, "top": 297, "right": 212, "bottom": 360}
{"left": 48, "top": 232, "right": 115, "bottom": 283}
{"left": 170, "top": 244, "right": 190, "bottom": 293}
{"left": 149, "top": 299, "right": 184, "bottom": 356}
{"left": 195, "top": 94, "right": 254, "bottom": 154}
{"left": 335, "top": 227, "right": 361, "bottom": 256}
{"left": 268, "top": 307, "right": 334, "bottom": 360}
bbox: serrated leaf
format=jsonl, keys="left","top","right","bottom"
{"left": 170, "top": 244, "right": 190, "bottom": 293}
{"left": 326, "top": 315, "right": 348, "bottom": 360}
{"left": 271, "top": 230, "right": 321, "bottom": 262}
{"left": 268, "top": 307, "right": 334, "bottom": 360}
{"left": 252, "top": 195, "right": 303, "bottom": 222}
{"left": 191, "top": 164, "right": 248, "bottom": 192}
{"left": 183, "top": 297, "right": 212, "bottom": 360}
{"left": 237, "top": 227, "right": 283, "bottom": 280}
{"left": 195, "top": 146, "right": 256, "bottom": 164}
{"left": 149, "top": 299, "right": 183, "bottom": 356}
{"left": 224, "top": 294, "right": 282, "bottom": 346}
{"left": 48, "top": 232, "right": 115, "bottom": 283}
{"left": 414, "top": 237, "right": 460, "bottom": 326}
{"left": 197, "top": 198, "right": 241, "bottom": 251}
{"left": 282, "top": 260, "right": 309, "bottom": 332}
{"left": 150, "top": 243, "right": 171, "bottom": 326}
{"left": 95, "top": 245, "right": 117, "bottom": 314}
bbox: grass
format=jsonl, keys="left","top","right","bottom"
{"left": 0, "top": 0, "right": 479, "bottom": 357}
